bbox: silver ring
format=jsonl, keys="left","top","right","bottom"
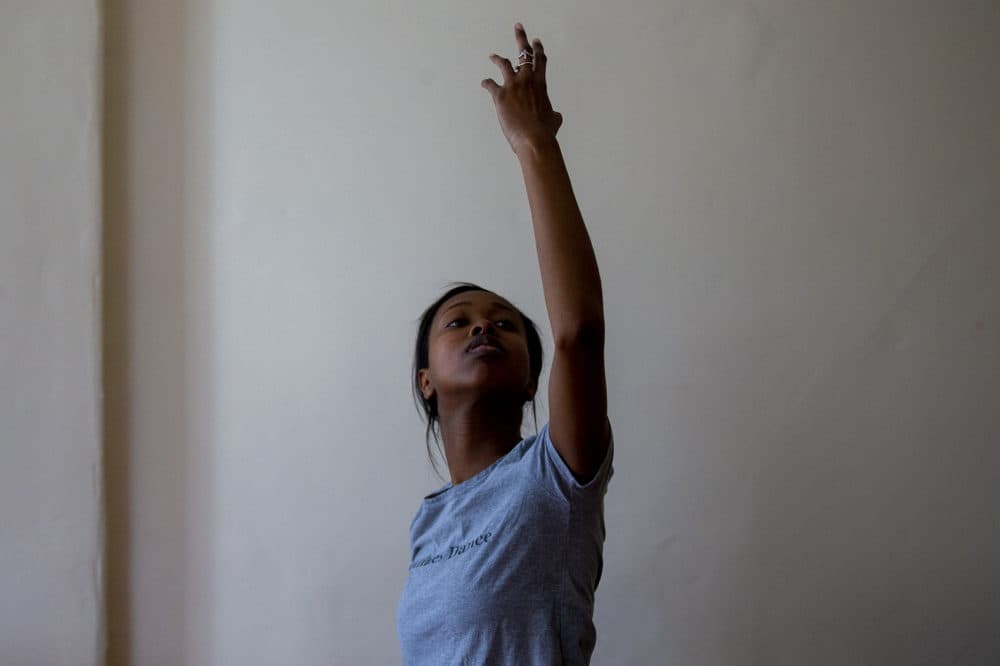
{"left": 515, "top": 48, "right": 534, "bottom": 71}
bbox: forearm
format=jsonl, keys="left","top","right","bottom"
{"left": 516, "top": 136, "right": 604, "bottom": 343}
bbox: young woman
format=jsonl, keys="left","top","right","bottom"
{"left": 396, "top": 22, "right": 614, "bottom": 665}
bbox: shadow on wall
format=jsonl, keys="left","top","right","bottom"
{"left": 101, "top": 0, "right": 134, "bottom": 660}
{"left": 102, "top": 0, "right": 201, "bottom": 663}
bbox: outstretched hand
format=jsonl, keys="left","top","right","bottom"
{"left": 481, "top": 22, "right": 563, "bottom": 154}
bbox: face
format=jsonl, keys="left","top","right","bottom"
{"left": 419, "top": 290, "right": 536, "bottom": 405}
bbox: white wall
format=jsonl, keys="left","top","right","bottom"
{"left": 114, "top": 1, "right": 1000, "bottom": 664}
{"left": 0, "top": 1, "right": 103, "bottom": 664}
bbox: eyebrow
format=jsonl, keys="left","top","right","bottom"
{"left": 441, "top": 300, "right": 517, "bottom": 317}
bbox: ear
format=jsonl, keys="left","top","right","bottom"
{"left": 418, "top": 368, "right": 434, "bottom": 401}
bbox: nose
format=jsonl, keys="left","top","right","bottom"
{"left": 471, "top": 319, "right": 496, "bottom": 336}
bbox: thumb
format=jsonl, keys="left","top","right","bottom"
{"left": 481, "top": 78, "right": 500, "bottom": 95}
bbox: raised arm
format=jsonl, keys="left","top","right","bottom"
{"left": 481, "top": 22, "right": 610, "bottom": 482}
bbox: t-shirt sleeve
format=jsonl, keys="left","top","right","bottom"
{"left": 532, "top": 419, "right": 615, "bottom": 504}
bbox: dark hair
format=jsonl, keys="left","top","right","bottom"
{"left": 412, "top": 281, "right": 544, "bottom": 481}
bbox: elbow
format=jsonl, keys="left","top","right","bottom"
{"left": 553, "top": 320, "right": 605, "bottom": 349}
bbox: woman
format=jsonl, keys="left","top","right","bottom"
{"left": 396, "top": 22, "right": 614, "bottom": 665}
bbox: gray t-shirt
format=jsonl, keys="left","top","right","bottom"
{"left": 396, "top": 420, "right": 615, "bottom": 665}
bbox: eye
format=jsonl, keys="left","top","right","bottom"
{"left": 445, "top": 318, "right": 515, "bottom": 329}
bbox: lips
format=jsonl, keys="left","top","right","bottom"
{"left": 467, "top": 334, "right": 503, "bottom": 353}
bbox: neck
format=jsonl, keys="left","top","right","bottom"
{"left": 436, "top": 391, "right": 525, "bottom": 486}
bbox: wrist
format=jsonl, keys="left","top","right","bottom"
{"left": 513, "top": 133, "right": 561, "bottom": 161}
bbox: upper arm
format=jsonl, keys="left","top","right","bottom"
{"left": 547, "top": 326, "right": 611, "bottom": 484}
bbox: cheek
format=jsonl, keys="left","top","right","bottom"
{"left": 429, "top": 335, "right": 462, "bottom": 367}
{"left": 430, "top": 341, "right": 451, "bottom": 368}
{"left": 514, "top": 342, "right": 533, "bottom": 374}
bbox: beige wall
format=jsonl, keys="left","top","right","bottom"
{"left": 0, "top": 1, "right": 103, "bottom": 664}
{"left": 116, "top": 2, "right": 999, "bottom": 664}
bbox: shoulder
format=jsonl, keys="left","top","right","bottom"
{"left": 524, "top": 420, "right": 615, "bottom": 504}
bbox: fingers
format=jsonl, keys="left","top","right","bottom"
{"left": 484, "top": 23, "right": 550, "bottom": 96}
{"left": 530, "top": 37, "right": 553, "bottom": 111}
{"left": 514, "top": 22, "right": 531, "bottom": 58}
{"left": 488, "top": 53, "right": 516, "bottom": 85}
{"left": 530, "top": 37, "right": 547, "bottom": 79}
{"left": 514, "top": 24, "right": 549, "bottom": 86}
{"left": 514, "top": 23, "right": 534, "bottom": 78}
